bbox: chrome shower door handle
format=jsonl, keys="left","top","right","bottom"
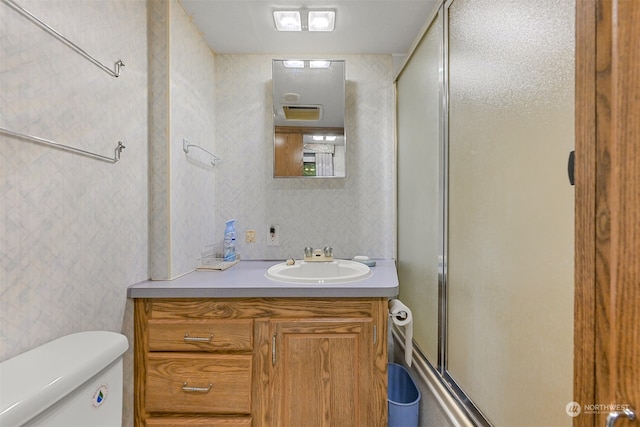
{"left": 605, "top": 407, "right": 636, "bottom": 427}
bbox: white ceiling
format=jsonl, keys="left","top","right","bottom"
{"left": 180, "top": 0, "right": 439, "bottom": 56}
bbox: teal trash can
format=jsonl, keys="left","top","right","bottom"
{"left": 388, "top": 363, "right": 421, "bottom": 427}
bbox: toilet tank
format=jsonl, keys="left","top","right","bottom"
{"left": 0, "top": 331, "right": 128, "bottom": 427}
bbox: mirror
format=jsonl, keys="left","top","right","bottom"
{"left": 272, "top": 59, "right": 346, "bottom": 178}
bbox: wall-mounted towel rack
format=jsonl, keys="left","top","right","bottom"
{"left": 2, "top": 0, "right": 125, "bottom": 77}
{"left": 0, "top": 127, "right": 125, "bottom": 163}
{"left": 183, "top": 139, "right": 220, "bottom": 166}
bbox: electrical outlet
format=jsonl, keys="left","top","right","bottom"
{"left": 245, "top": 230, "right": 256, "bottom": 243}
{"left": 267, "top": 225, "right": 280, "bottom": 246}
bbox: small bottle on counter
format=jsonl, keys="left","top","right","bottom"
{"left": 223, "top": 219, "right": 236, "bottom": 261}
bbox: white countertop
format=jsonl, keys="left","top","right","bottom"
{"left": 127, "top": 259, "right": 399, "bottom": 298}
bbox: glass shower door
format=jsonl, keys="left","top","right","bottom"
{"left": 446, "top": 0, "right": 575, "bottom": 425}
{"left": 396, "top": 10, "right": 443, "bottom": 363}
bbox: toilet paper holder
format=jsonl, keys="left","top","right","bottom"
{"left": 390, "top": 311, "right": 408, "bottom": 321}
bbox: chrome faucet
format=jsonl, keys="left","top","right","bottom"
{"left": 303, "top": 246, "right": 334, "bottom": 261}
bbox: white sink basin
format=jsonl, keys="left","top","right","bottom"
{"left": 265, "top": 260, "right": 372, "bottom": 284}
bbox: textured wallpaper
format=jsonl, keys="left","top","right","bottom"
{"left": 169, "top": 0, "right": 217, "bottom": 277}
{"left": 0, "top": 0, "right": 149, "bottom": 424}
{"left": 214, "top": 54, "right": 396, "bottom": 261}
{"left": 149, "top": 0, "right": 216, "bottom": 280}
{"left": 148, "top": 0, "right": 171, "bottom": 280}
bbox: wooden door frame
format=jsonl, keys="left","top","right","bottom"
{"left": 575, "top": 0, "right": 640, "bottom": 426}
{"left": 574, "top": 0, "right": 597, "bottom": 426}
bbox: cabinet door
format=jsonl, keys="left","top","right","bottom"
{"left": 274, "top": 132, "right": 302, "bottom": 176}
{"left": 270, "top": 318, "right": 379, "bottom": 427}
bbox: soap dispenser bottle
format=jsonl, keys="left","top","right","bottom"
{"left": 223, "top": 219, "right": 236, "bottom": 261}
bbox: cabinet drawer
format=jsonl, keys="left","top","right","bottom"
{"left": 146, "top": 353, "right": 252, "bottom": 414}
{"left": 148, "top": 319, "right": 252, "bottom": 351}
{"left": 145, "top": 416, "right": 252, "bottom": 426}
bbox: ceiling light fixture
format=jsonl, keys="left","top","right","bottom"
{"left": 308, "top": 11, "right": 335, "bottom": 32}
{"left": 282, "top": 92, "right": 301, "bottom": 102}
{"left": 309, "top": 60, "right": 331, "bottom": 69}
{"left": 273, "top": 11, "right": 301, "bottom": 31}
{"left": 282, "top": 60, "right": 305, "bottom": 68}
{"left": 273, "top": 10, "right": 335, "bottom": 32}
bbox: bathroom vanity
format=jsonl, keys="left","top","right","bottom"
{"left": 128, "top": 260, "right": 398, "bottom": 427}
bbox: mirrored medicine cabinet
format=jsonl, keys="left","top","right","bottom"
{"left": 272, "top": 59, "right": 346, "bottom": 178}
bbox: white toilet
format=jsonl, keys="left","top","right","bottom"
{"left": 0, "top": 331, "right": 128, "bottom": 427}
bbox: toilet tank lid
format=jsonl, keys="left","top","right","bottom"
{"left": 0, "top": 331, "right": 128, "bottom": 427}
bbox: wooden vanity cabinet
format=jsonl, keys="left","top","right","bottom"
{"left": 134, "top": 297, "right": 388, "bottom": 427}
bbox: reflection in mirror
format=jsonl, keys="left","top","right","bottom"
{"left": 272, "top": 59, "right": 345, "bottom": 178}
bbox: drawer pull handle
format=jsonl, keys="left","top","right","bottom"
{"left": 183, "top": 333, "right": 213, "bottom": 342}
{"left": 182, "top": 382, "right": 212, "bottom": 393}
